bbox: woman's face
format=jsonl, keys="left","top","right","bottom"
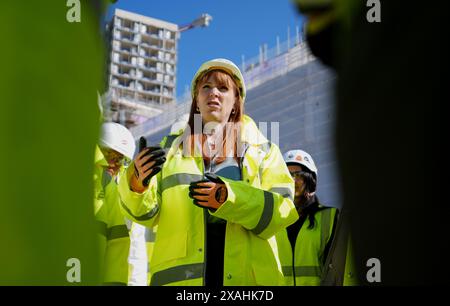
{"left": 288, "top": 164, "right": 305, "bottom": 198}
{"left": 196, "top": 72, "right": 237, "bottom": 124}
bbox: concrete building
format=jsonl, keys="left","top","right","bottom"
{"left": 104, "top": 9, "right": 179, "bottom": 127}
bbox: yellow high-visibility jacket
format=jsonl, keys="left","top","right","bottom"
{"left": 93, "top": 145, "right": 108, "bottom": 281}
{"left": 94, "top": 145, "right": 108, "bottom": 216}
{"left": 95, "top": 171, "right": 131, "bottom": 285}
{"left": 280, "top": 206, "right": 338, "bottom": 286}
{"left": 95, "top": 147, "right": 148, "bottom": 286}
{"left": 118, "top": 115, "right": 298, "bottom": 286}
{"left": 278, "top": 204, "right": 358, "bottom": 286}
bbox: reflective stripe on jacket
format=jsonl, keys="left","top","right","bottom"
{"left": 118, "top": 115, "right": 298, "bottom": 286}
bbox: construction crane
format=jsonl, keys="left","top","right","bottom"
{"left": 179, "top": 14, "right": 213, "bottom": 32}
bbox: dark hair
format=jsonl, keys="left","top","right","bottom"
{"left": 298, "top": 169, "right": 320, "bottom": 229}
{"left": 301, "top": 170, "right": 317, "bottom": 194}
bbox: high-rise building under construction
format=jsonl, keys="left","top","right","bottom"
{"left": 104, "top": 9, "right": 179, "bottom": 127}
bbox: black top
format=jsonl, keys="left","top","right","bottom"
{"left": 204, "top": 158, "right": 241, "bottom": 287}
{"left": 286, "top": 195, "right": 319, "bottom": 249}
{"left": 205, "top": 220, "right": 226, "bottom": 287}
{"left": 286, "top": 196, "right": 339, "bottom": 270}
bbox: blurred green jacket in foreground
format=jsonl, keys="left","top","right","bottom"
{"left": 0, "top": 1, "right": 110, "bottom": 285}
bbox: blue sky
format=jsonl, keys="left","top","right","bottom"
{"left": 107, "top": 0, "right": 304, "bottom": 100}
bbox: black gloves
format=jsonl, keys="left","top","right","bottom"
{"left": 188, "top": 173, "right": 228, "bottom": 210}
{"left": 130, "top": 137, "right": 166, "bottom": 193}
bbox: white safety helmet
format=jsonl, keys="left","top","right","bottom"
{"left": 191, "top": 58, "right": 246, "bottom": 103}
{"left": 283, "top": 149, "right": 318, "bottom": 177}
{"left": 99, "top": 122, "right": 136, "bottom": 160}
{"left": 170, "top": 113, "right": 190, "bottom": 135}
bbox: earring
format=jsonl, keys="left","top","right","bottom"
{"left": 231, "top": 109, "right": 235, "bottom": 114}
{"left": 196, "top": 107, "right": 200, "bottom": 112}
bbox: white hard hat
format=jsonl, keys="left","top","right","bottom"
{"left": 99, "top": 122, "right": 136, "bottom": 160}
{"left": 191, "top": 58, "right": 246, "bottom": 103}
{"left": 283, "top": 149, "right": 318, "bottom": 176}
{"left": 170, "top": 113, "right": 189, "bottom": 135}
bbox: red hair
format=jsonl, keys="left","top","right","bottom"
{"left": 185, "top": 70, "right": 244, "bottom": 163}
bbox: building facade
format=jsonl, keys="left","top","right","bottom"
{"left": 105, "top": 9, "right": 179, "bottom": 127}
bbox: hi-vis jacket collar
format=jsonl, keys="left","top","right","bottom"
{"left": 174, "top": 115, "right": 270, "bottom": 156}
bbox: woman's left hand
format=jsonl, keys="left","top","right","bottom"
{"left": 189, "top": 173, "right": 228, "bottom": 210}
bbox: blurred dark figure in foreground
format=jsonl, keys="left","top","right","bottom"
{"left": 293, "top": 0, "right": 446, "bottom": 285}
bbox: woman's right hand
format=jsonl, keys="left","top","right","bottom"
{"left": 130, "top": 138, "right": 166, "bottom": 193}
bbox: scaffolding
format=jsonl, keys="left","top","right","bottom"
{"left": 242, "top": 35, "right": 315, "bottom": 90}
